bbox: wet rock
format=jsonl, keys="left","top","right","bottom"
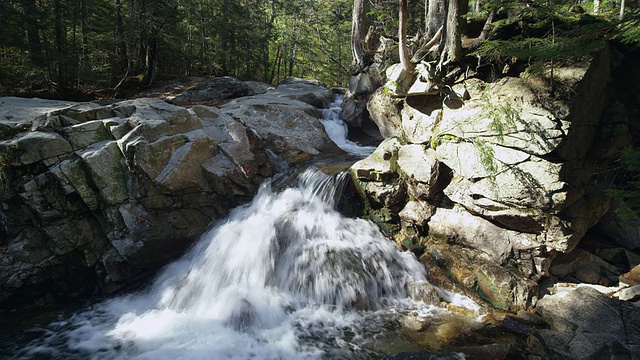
{"left": 620, "top": 265, "right": 640, "bottom": 286}
{"left": 534, "top": 286, "right": 640, "bottom": 358}
{"left": 352, "top": 46, "right": 622, "bottom": 315}
{"left": 550, "top": 248, "right": 622, "bottom": 285}
{"left": 0, "top": 79, "right": 338, "bottom": 308}
{"left": 619, "top": 285, "right": 640, "bottom": 301}
{"left": 406, "top": 281, "right": 441, "bottom": 305}
{"left": 421, "top": 240, "right": 538, "bottom": 311}
{"left": 222, "top": 87, "right": 342, "bottom": 164}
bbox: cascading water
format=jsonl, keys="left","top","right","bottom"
{"left": 319, "top": 95, "right": 376, "bottom": 156}
{"left": 5, "top": 167, "right": 438, "bottom": 360}
{"left": 3, "top": 98, "right": 467, "bottom": 359}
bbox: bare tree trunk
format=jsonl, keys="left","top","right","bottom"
{"left": 399, "top": 0, "right": 415, "bottom": 74}
{"left": 20, "top": 0, "right": 44, "bottom": 67}
{"left": 269, "top": 45, "right": 281, "bottom": 83}
{"left": 144, "top": 37, "right": 158, "bottom": 87}
{"left": 426, "top": 0, "right": 446, "bottom": 39}
{"left": 593, "top": 0, "right": 600, "bottom": 14}
{"left": 221, "top": 0, "right": 230, "bottom": 73}
{"left": 620, "top": 0, "right": 626, "bottom": 19}
{"left": 476, "top": 10, "right": 495, "bottom": 42}
{"left": 445, "top": 0, "right": 462, "bottom": 63}
{"left": 472, "top": 0, "right": 482, "bottom": 13}
{"left": 351, "top": 0, "right": 367, "bottom": 73}
{"left": 54, "top": 0, "right": 67, "bottom": 93}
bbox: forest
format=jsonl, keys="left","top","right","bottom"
{"left": 0, "top": 0, "right": 638, "bottom": 100}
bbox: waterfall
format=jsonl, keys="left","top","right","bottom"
{"left": 319, "top": 95, "right": 375, "bottom": 156}
{"left": 8, "top": 167, "right": 431, "bottom": 360}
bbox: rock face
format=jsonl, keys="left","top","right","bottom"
{"left": 0, "top": 78, "right": 341, "bottom": 308}
{"left": 350, "top": 45, "right": 630, "bottom": 310}
{"left": 534, "top": 286, "right": 640, "bottom": 358}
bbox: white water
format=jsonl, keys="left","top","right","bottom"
{"left": 319, "top": 95, "right": 376, "bottom": 156}
{"left": 8, "top": 168, "right": 437, "bottom": 360}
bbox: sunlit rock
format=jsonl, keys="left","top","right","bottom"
{"left": 352, "top": 46, "right": 620, "bottom": 311}
{"left": 367, "top": 87, "right": 403, "bottom": 138}
{"left": 0, "top": 78, "right": 338, "bottom": 307}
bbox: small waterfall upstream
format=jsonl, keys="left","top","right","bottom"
{"left": 4, "top": 96, "right": 460, "bottom": 359}
{"left": 319, "top": 95, "right": 376, "bottom": 157}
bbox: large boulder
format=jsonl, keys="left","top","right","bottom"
{"left": 0, "top": 78, "right": 340, "bottom": 308}
{"left": 139, "top": 76, "right": 266, "bottom": 105}
{"left": 222, "top": 80, "right": 343, "bottom": 164}
{"left": 350, "top": 46, "right": 625, "bottom": 310}
{"left": 533, "top": 286, "right": 640, "bottom": 358}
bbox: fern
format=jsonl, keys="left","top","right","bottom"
{"left": 472, "top": 138, "right": 498, "bottom": 176}
{"left": 480, "top": 92, "right": 519, "bottom": 142}
{"left": 614, "top": 9, "right": 640, "bottom": 45}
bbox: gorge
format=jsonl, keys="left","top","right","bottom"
{"left": 1, "top": 46, "right": 640, "bottom": 357}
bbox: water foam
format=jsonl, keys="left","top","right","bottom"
{"left": 319, "top": 95, "right": 376, "bottom": 156}
{"left": 9, "top": 168, "right": 430, "bottom": 359}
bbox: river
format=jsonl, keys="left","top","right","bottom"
{"left": 2, "top": 95, "right": 471, "bottom": 359}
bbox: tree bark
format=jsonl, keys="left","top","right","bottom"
{"left": 21, "top": 0, "right": 44, "bottom": 67}
{"left": 426, "top": 0, "right": 446, "bottom": 40}
{"left": 476, "top": 10, "right": 495, "bottom": 42}
{"left": 53, "top": 0, "right": 67, "bottom": 92}
{"left": 351, "top": 0, "right": 367, "bottom": 73}
{"left": 221, "top": 0, "right": 230, "bottom": 73}
{"left": 620, "top": 0, "right": 626, "bottom": 20}
{"left": 445, "top": 0, "right": 462, "bottom": 63}
{"left": 144, "top": 37, "right": 158, "bottom": 86}
{"left": 399, "top": 0, "right": 415, "bottom": 73}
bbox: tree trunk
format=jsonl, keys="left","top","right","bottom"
{"left": 221, "top": 0, "right": 230, "bottom": 73}
{"left": 476, "top": 10, "right": 495, "bottom": 42}
{"left": 54, "top": 0, "right": 67, "bottom": 93}
{"left": 80, "top": 0, "right": 88, "bottom": 63}
{"left": 620, "top": 0, "right": 626, "bottom": 20}
{"left": 446, "top": 0, "right": 462, "bottom": 62}
{"left": 351, "top": 0, "right": 367, "bottom": 73}
{"left": 472, "top": 0, "right": 482, "bottom": 13}
{"left": 21, "top": 0, "right": 44, "bottom": 67}
{"left": 458, "top": 0, "right": 469, "bottom": 37}
{"left": 144, "top": 37, "right": 158, "bottom": 86}
{"left": 593, "top": 0, "right": 600, "bottom": 14}
{"left": 426, "top": 0, "right": 446, "bottom": 40}
{"left": 399, "top": 0, "right": 415, "bottom": 73}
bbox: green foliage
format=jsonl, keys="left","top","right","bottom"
{"left": 475, "top": 36, "right": 606, "bottom": 63}
{"left": 430, "top": 86, "right": 521, "bottom": 179}
{"left": 614, "top": 9, "right": 640, "bottom": 44}
{"left": 482, "top": 92, "right": 519, "bottom": 143}
{"left": 472, "top": 3, "right": 613, "bottom": 65}
{"left": 472, "top": 138, "right": 498, "bottom": 176}
{"left": 0, "top": 0, "right": 353, "bottom": 95}
{"left": 607, "top": 147, "right": 640, "bottom": 222}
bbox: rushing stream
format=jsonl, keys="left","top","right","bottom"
{"left": 2, "top": 96, "right": 466, "bottom": 359}
{"left": 319, "top": 95, "right": 376, "bottom": 157}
